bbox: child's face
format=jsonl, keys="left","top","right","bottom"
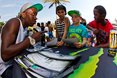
{"left": 57, "top": 9, "right": 66, "bottom": 18}
{"left": 93, "top": 9, "right": 104, "bottom": 23}
{"left": 71, "top": 14, "right": 81, "bottom": 24}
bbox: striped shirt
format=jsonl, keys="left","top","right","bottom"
{"left": 56, "top": 19, "right": 65, "bottom": 37}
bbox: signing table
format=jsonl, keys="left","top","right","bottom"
{"left": 13, "top": 46, "right": 117, "bottom": 78}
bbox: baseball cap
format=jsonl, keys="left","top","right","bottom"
{"left": 19, "top": 3, "right": 43, "bottom": 14}
{"left": 68, "top": 10, "right": 81, "bottom": 16}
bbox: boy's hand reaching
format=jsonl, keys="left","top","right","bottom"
{"left": 57, "top": 41, "right": 64, "bottom": 47}
{"left": 93, "top": 28, "right": 99, "bottom": 35}
{"left": 74, "top": 42, "right": 83, "bottom": 48}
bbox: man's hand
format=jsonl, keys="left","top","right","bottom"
{"left": 31, "top": 32, "right": 41, "bottom": 42}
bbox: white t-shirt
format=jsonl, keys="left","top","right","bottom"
{"left": 44, "top": 27, "right": 49, "bottom": 32}
{"left": 0, "top": 18, "right": 27, "bottom": 75}
{"left": 44, "top": 27, "right": 49, "bottom": 37}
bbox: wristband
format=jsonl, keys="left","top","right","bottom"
{"left": 28, "top": 36, "right": 36, "bottom": 45}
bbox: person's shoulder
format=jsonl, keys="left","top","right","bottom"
{"left": 8, "top": 18, "right": 19, "bottom": 23}
{"left": 106, "top": 19, "right": 114, "bottom": 28}
{"left": 65, "top": 17, "right": 69, "bottom": 19}
{"left": 80, "top": 24, "right": 86, "bottom": 27}
{"left": 88, "top": 20, "right": 96, "bottom": 27}
{"left": 106, "top": 19, "right": 112, "bottom": 25}
{"left": 79, "top": 24, "right": 87, "bottom": 30}
{"left": 64, "top": 17, "right": 70, "bottom": 21}
{"left": 55, "top": 19, "right": 59, "bottom": 24}
{"left": 6, "top": 18, "right": 20, "bottom": 26}
{"left": 88, "top": 20, "right": 96, "bottom": 24}
{"left": 3, "top": 18, "right": 20, "bottom": 32}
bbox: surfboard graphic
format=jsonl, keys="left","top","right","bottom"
{"left": 39, "top": 51, "right": 79, "bottom": 61}
{"left": 68, "top": 48, "right": 104, "bottom": 78}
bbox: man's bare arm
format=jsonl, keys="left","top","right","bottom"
{"left": 1, "top": 18, "right": 41, "bottom": 61}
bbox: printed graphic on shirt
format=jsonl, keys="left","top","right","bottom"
{"left": 68, "top": 27, "right": 83, "bottom": 43}
{"left": 69, "top": 33, "right": 82, "bottom": 43}
{"left": 96, "top": 29, "right": 109, "bottom": 45}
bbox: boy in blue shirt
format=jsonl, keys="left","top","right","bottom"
{"left": 65, "top": 10, "right": 88, "bottom": 48}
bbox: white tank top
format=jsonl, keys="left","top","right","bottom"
{"left": 0, "top": 18, "right": 27, "bottom": 75}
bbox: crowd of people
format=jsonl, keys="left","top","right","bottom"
{"left": 0, "top": 2, "right": 114, "bottom": 78}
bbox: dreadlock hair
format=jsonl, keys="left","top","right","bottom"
{"left": 56, "top": 5, "right": 66, "bottom": 15}
{"left": 94, "top": 5, "right": 106, "bottom": 18}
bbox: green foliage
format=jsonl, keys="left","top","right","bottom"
{"left": 0, "top": 22, "right": 4, "bottom": 27}
{"left": 43, "top": 0, "right": 69, "bottom": 8}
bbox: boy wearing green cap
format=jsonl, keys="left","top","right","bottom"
{"left": 66, "top": 10, "right": 88, "bottom": 48}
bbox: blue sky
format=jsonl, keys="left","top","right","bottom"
{"left": 0, "top": 0, "right": 117, "bottom": 24}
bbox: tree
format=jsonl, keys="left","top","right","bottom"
{"left": 43, "top": 0, "right": 69, "bottom": 20}
{"left": 43, "top": 0, "right": 69, "bottom": 8}
{"left": 0, "top": 22, "right": 5, "bottom": 32}
{"left": 0, "top": 22, "right": 4, "bottom": 27}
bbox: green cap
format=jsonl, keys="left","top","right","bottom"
{"left": 68, "top": 10, "right": 81, "bottom": 16}
{"left": 29, "top": 3, "right": 43, "bottom": 12}
{"left": 19, "top": 3, "right": 43, "bottom": 14}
